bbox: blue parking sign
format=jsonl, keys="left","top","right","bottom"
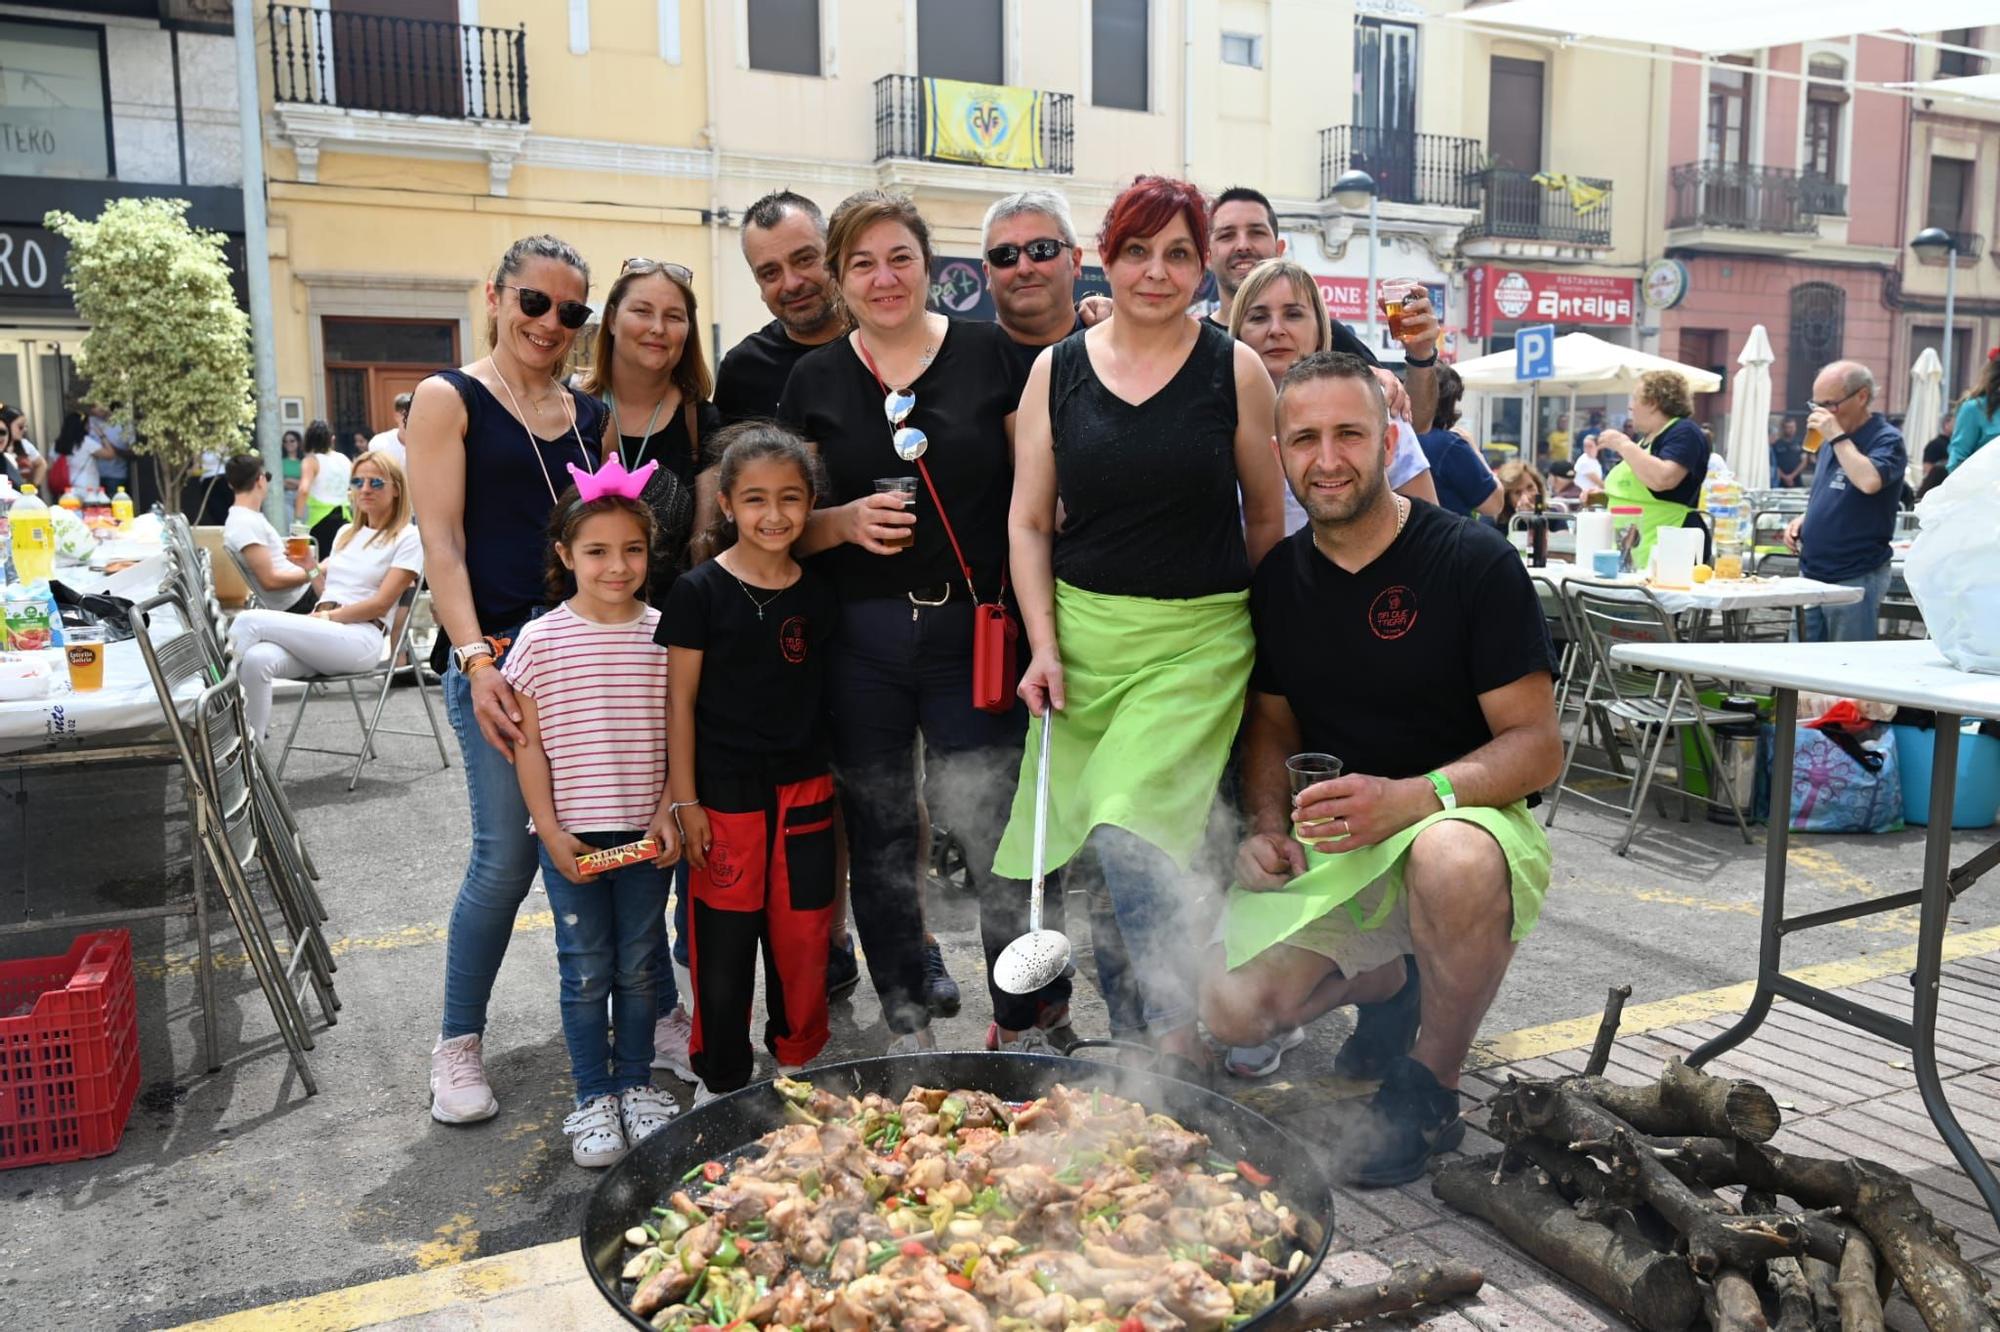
{"left": 1515, "top": 324, "right": 1556, "bottom": 381}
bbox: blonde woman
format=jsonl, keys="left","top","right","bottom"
{"left": 1228, "top": 259, "right": 1437, "bottom": 526}
{"left": 230, "top": 449, "right": 422, "bottom": 739}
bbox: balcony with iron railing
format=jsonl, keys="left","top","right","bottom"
{"left": 873, "top": 75, "right": 1073, "bottom": 176}
{"left": 1462, "top": 167, "right": 1615, "bottom": 249}
{"left": 266, "top": 2, "right": 532, "bottom": 194}
{"left": 1912, "top": 229, "right": 1986, "bottom": 266}
{"left": 1318, "top": 127, "right": 1483, "bottom": 209}
{"left": 1667, "top": 162, "right": 1847, "bottom": 236}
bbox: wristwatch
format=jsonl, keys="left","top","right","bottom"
{"left": 1423, "top": 769, "right": 1458, "bottom": 811}
{"left": 452, "top": 640, "right": 495, "bottom": 672}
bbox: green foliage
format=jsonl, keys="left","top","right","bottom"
{"left": 45, "top": 197, "right": 254, "bottom": 492}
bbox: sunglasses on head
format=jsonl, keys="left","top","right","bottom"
{"left": 350, "top": 475, "right": 388, "bottom": 491}
{"left": 624, "top": 257, "right": 696, "bottom": 284}
{"left": 498, "top": 283, "right": 592, "bottom": 329}
{"left": 985, "top": 238, "right": 1071, "bottom": 269}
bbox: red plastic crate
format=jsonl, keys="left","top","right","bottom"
{"left": 0, "top": 929, "right": 141, "bottom": 1169}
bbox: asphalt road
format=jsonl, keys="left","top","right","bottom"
{"left": 2, "top": 686, "right": 1993, "bottom": 1330}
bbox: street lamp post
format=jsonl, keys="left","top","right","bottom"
{"left": 1332, "top": 168, "right": 1379, "bottom": 343}
{"left": 1912, "top": 226, "right": 1960, "bottom": 417}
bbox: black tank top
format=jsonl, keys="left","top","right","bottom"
{"left": 1049, "top": 321, "right": 1248, "bottom": 599}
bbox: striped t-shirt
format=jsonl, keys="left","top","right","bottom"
{"left": 501, "top": 603, "right": 668, "bottom": 833}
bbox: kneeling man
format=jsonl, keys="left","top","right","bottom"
{"left": 1200, "top": 351, "right": 1561, "bottom": 1186}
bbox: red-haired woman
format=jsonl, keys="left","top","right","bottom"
{"left": 996, "top": 175, "right": 1286, "bottom": 1075}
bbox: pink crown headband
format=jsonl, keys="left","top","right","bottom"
{"left": 567, "top": 455, "right": 657, "bottom": 503}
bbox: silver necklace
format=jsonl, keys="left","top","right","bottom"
{"left": 722, "top": 562, "right": 793, "bottom": 621}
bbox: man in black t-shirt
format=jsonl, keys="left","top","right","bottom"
{"left": 713, "top": 192, "right": 849, "bottom": 426}
{"left": 1199, "top": 351, "right": 1561, "bottom": 1188}
{"left": 983, "top": 190, "right": 1087, "bottom": 377}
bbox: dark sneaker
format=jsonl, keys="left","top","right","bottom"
{"left": 826, "top": 936, "right": 860, "bottom": 1001}
{"left": 1345, "top": 1056, "right": 1467, "bottom": 1189}
{"left": 1333, "top": 954, "right": 1421, "bottom": 1081}
{"left": 923, "top": 940, "right": 961, "bottom": 1018}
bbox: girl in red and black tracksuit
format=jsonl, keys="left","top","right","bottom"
{"left": 659, "top": 423, "right": 838, "bottom": 1100}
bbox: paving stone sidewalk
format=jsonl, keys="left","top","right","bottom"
{"left": 176, "top": 953, "right": 2000, "bottom": 1331}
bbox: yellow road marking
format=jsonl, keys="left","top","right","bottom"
{"left": 412, "top": 1211, "right": 481, "bottom": 1271}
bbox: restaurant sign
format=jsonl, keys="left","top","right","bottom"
{"left": 1310, "top": 276, "right": 1445, "bottom": 326}
{"left": 1466, "top": 265, "right": 1636, "bottom": 338}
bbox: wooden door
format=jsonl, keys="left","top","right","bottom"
{"left": 370, "top": 369, "right": 429, "bottom": 438}
{"left": 1488, "top": 58, "right": 1545, "bottom": 172}
{"left": 330, "top": 0, "right": 463, "bottom": 117}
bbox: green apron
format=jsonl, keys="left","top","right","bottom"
{"left": 1603, "top": 416, "right": 1692, "bottom": 566}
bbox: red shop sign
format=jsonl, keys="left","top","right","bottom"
{"left": 1310, "top": 275, "right": 1445, "bottom": 325}
{"left": 1466, "top": 265, "right": 1635, "bottom": 338}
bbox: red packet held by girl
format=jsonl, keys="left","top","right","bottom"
{"left": 575, "top": 838, "right": 659, "bottom": 877}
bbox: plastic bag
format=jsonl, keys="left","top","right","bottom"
{"left": 1906, "top": 439, "right": 2000, "bottom": 673}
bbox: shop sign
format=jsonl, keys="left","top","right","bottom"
{"left": 1466, "top": 265, "right": 1636, "bottom": 338}
{"left": 0, "top": 20, "right": 112, "bottom": 181}
{"left": 1642, "top": 258, "right": 1690, "bottom": 311}
{"left": 0, "top": 225, "right": 68, "bottom": 301}
{"left": 1310, "top": 276, "right": 1445, "bottom": 326}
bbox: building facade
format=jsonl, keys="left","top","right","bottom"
{"left": 0, "top": 0, "right": 244, "bottom": 454}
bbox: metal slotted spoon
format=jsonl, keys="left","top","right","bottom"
{"left": 994, "top": 708, "right": 1072, "bottom": 996}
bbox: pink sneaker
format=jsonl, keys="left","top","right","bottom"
{"left": 651, "top": 1006, "right": 695, "bottom": 1083}
{"left": 429, "top": 1033, "right": 499, "bottom": 1123}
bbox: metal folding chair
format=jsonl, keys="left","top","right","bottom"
{"left": 274, "top": 571, "right": 451, "bottom": 790}
{"left": 1546, "top": 580, "right": 1755, "bottom": 856}
{"left": 221, "top": 539, "right": 278, "bottom": 612}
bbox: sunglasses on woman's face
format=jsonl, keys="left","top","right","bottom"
{"left": 498, "top": 283, "right": 591, "bottom": 329}
{"left": 985, "top": 238, "right": 1071, "bottom": 269}
{"left": 350, "top": 476, "right": 388, "bottom": 492}
{"left": 623, "top": 257, "right": 696, "bottom": 285}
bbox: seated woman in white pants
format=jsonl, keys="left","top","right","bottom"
{"left": 230, "top": 450, "right": 423, "bottom": 739}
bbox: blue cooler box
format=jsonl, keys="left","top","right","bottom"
{"left": 1891, "top": 723, "right": 2000, "bottom": 829}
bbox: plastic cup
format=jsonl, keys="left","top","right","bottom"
{"left": 1287, "top": 752, "right": 1343, "bottom": 842}
{"left": 1379, "top": 279, "right": 1421, "bottom": 342}
{"left": 1802, "top": 423, "right": 1824, "bottom": 454}
{"left": 873, "top": 477, "right": 918, "bottom": 550}
{"left": 285, "top": 536, "right": 311, "bottom": 562}
{"left": 65, "top": 627, "right": 105, "bottom": 692}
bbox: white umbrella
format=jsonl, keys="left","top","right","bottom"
{"left": 1725, "top": 324, "right": 1774, "bottom": 490}
{"left": 1453, "top": 332, "right": 1723, "bottom": 395}
{"left": 1904, "top": 348, "right": 1945, "bottom": 491}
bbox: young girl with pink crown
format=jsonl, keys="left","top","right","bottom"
{"left": 502, "top": 456, "right": 685, "bottom": 1168}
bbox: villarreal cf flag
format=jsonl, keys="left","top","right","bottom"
{"left": 922, "top": 78, "right": 1045, "bottom": 171}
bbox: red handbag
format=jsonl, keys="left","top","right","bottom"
{"left": 915, "top": 457, "right": 1019, "bottom": 713}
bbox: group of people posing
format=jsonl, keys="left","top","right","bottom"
{"left": 404, "top": 176, "right": 1565, "bottom": 1191}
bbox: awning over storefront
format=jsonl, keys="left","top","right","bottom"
{"left": 1442, "top": 1, "right": 2000, "bottom": 56}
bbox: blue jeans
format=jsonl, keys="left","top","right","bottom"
{"left": 439, "top": 655, "right": 541, "bottom": 1040}
{"left": 1088, "top": 825, "right": 1197, "bottom": 1032}
{"left": 1803, "top": 561, "right": 1893, "bottom": 643}
{"left": 651, "top": 860, "right": 689, "bottom": 1014}
{"left": 541, "top": 835, "right": 668, "bottom": 1102}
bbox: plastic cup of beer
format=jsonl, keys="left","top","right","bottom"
{"left": 65, "top": 626, "right": 106, "bottom": 693}
{"left": 1801, "top": 421, "right": 1824, "bottom": 454}
{"left": 1378, "top": 279, "right": 1421, "bottom": 342}
{"left": 873, "top": 477, "right": 918, "bottom": 549}
{"left": 286, "top": 523, "right": 312, "bottom": 562}
{"left": 1287, "top": 752, "right": 1344, "bottom": 842}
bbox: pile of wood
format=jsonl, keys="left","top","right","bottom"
{"left": 1432, "top": 993, "right": 2000, "bottom": 1332}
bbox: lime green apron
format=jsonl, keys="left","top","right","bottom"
{"left": 1603, "top": 417, "right": 1692, "bottom": 566}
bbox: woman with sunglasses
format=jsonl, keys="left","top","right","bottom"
{"left": 998, "top": 175, "right": 1286, "bottom": 1079}
{"left": 229, "top": 450, "right": 420, "bottom": 739}
{"left": 777, "top": 190, "right": 1031, "bottom": 1055}
{"left": 295, "top": 420, "right": 351, "bottom": 557}
{"left": 408, "top": 234, "right": 609, "bottom": 1126}
{"left": 578, "top": 258, "right": 720, "bottom": 595}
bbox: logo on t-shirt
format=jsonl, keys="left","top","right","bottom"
{"left": 778, "top": 615, "right": 808, "bottom": 665}
{"left": 1368, "top": 585, "right": 1419, "bottom": 640}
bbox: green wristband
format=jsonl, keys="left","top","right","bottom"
{"left": 1424, "top": 769, "right": 1457, "bottom": 811}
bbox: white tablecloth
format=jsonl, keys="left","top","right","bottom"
{"left": 1609, "top": 640, "right": 2000, "bottom": 719}
{"left": 1531, "top": 562, "right": 1865, "bottom": 616}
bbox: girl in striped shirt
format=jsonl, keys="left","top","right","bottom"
{"left": 503, "top": 458, "right": 684, "bottom": 1168}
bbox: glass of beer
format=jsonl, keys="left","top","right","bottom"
{"left": 1286, "top": 752, "right": 1344, "bottom": 842}
{"left": 1378, "top": 279, "right": 1421, "bottom": 342}
{"left": 65, "top": 626, "right": 106, "bottom": 693}
{"left": 286, "top": 523, "right": 312, "bottom": 562}
{"left": 873, "top": 477, "right": 918, "bottom": 549}
{"left": 1801, "top": 416, "right": 1824, "bottom": 455}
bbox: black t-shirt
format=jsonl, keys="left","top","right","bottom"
{"left": 608, "top": 397, "right": 722, "bottom": 489}
{"left": 1203, "top": 310, "right": 1380, "bottom": 367}
{"left": 657, "top": 558, "right": 838, "bottom": 782}
{"left": 714, "top": 319, "right": 824, "bottom": 427}
{"left": 1002, "top": 316, "right": 1086, "bottom": 378}
{"left": 1604, "top": 417, "right": 1709, "bottom": 508}
{"left": 1250, "top": 500, "right": 1557, "bottom": 781}
{"left": 778, "top": 320, "right": 1026, "bottom": 602}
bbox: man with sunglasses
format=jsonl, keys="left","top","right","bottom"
{"left": 1785, "top": 361, "right": 1907, "bottom": 642}
{"left": 222, "top": 453, "right": 318, "bottom": 613}
{"left": 715, "top": 191, "right": 847, "bottom": 426}
{"left": 983, "top": 191, "right": 1089, "bottom": 375}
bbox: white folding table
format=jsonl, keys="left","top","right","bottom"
{"left": 1609, "top": 638, "right": 2000, "bottom": 1229}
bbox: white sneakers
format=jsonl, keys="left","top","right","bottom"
{"left": 564, "top": 1094, "right": 628, "bottom": 1167}
{"left": 651, "top": 1006, "right": 695, "bottom": 1083}
{"left": 429, "top": 1034, "right": 499, "bottom": 1124}
{"left": 885, "top": 1027, "right": 938, "bottom": 1056}
{"left": 620, "top": 1084, "right": 679, "bottom": 1146}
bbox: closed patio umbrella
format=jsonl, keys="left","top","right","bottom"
{"left": 1725, "top": 324, "right": 1774, "bottom": 490}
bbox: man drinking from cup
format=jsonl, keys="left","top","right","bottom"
{"left": 222, "top": 453, "right": 318, "bottom": 613}
{"left": 1783, "top": 360, "right": 1906, "bottom": 642}
{"left": 1199, "top": 351, "right": 1561, "bottom": 1187}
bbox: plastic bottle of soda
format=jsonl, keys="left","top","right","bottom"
{"left": 9, "top": 484, "right": 53, "bottom": 584}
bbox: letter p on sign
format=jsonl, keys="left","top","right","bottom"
{"left": 1515, "top": 324, "right": 1555, "bottom": 382}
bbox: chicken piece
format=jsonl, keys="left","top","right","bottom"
{"left": 998, "top": 1163, "right": 1076, "bottom": 1214}
{"left": 1233, "top": 1251, "right": 1277, "bottom": 1283}
{"left": 1244, "top": 1202, "right": 1281, "bottom": 1237}
{"left": 675, "top": 1220, "right": 718, "bottom": 1267}
{"left": 827, "top": 1236, "right": 869, "bottom": 1283}
{"left": 629, "top": 1258, "right": 695, "bottom": 1317}
{"left": 1083, "top": 1241, "right": 1156, "bottom": 1273}
{"left": 1112, "top": 1180, "right": 1174, "bottom": 1219}
{"left": 1123, "top": 1295, "right": 1190, "bottom": 1332}
{"left": 902, "top": 1109, "right": 941, "bottom": 1138}
{"left": 1011, "top": 1292, "right": 1071, "bottom": 1329}
{"left": 952, "top": 1090, "right": 1012, "bottom": 1130}
{"left": 771, "top": 1270, "right": 816, "bottom": 1326}
{"left": 1200, "top": 1204, "right": 1255, "bottom": 1251}
{"left": 1038, "top": 1199, "right": 1082, "bottom": 1249}
{"left": 1172, "top": 1173, "right": 1239, "bottom": 1209}
{"left": 1135, "top": 1117, "right": 1211, "bottom": 1168}
{"left": 1113, "top": 1212, "right": 1164, "bottom": 1252}
{"left": 743, "top": 1237, "right": 786, "bottom": 1280}
{"left": 721, "top": 1191, "right": 769, "bottom": 1228}
{"left": 913, "top": 1261, "right": 996, "bottom": 1332}
{"left": 1010, "top": 1097, "right": 1059, "bottom": 1134}
{"left": 808, "top": 1087, "right": 855, "bottom": 1121}
{"left": 1159, "top": 1259, "right": 1234, "bottom": 1331}
{"left": 827, "top": 1273, "right": 902, "bottom": 1332}
{"left": 904, "top": 1154, "right": 949, "bottom": 1195}
{"left": 904, "top": 1085, "right": 948, "bottom": 1112}
{"left": 1165, "top": 1209, "right": 1207, "bottom": 1245}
